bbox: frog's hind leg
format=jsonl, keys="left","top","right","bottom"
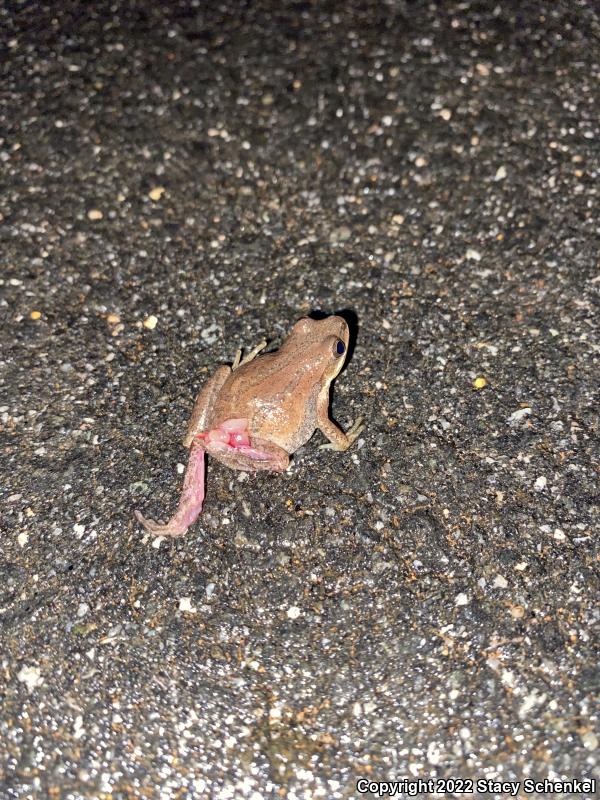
{"left": 238, "top": 435, "right": 290, "bottom": 471}
{"left": 232, "top": 339, "right": 268, "bottom": 371}
{"left": 205, "top": 419, "right": 290, "bottom": 472}
{"left": 213, "top": 437, "right": 290, "bottom": 472}
{"left": 183, "top": 365, "right": 231, "bottom": 447}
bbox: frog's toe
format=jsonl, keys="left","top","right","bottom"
{"left": 346, "top": 416, "right": 365, "bottom": 441}
{"left": 318, "top": 441, "right": 338, "bottom": 451}
{"left": 232, "top": 340, "right": 268, "bottom": 370}
{"left": 319, "top": 417, "right": 365, "bottom": 451}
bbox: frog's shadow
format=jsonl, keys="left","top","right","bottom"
{"left": 308, "top": 307, "right": 359, "bottom": 372}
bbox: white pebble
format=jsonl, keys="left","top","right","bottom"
{"left": 427, "top": 741, "right": 442, "bottom": 764}
{"left": 73, "top": 715, "right": 86, "bottom": 739}
{"left": 17, "top": 665, "right": 44, "bottom": 690}
{"left": 143, "top": 315, "right": 158, "bottom": 330}
{"left": 287, "top": 605, "right": 301, "bottom": 619}
{"left": 455, "top": 592, "right": 469, "bottom": 606}
{"left": 508, "top": 406, "right": 531, "bottom": 425}
{"left": 534, "top": 476, "right": 547, "bottom": 491}
{"left": 494, "top": 165, "right": 507, "bottom": 181}
{"left": 581, "top": 731, "right": 598, "bottom": 750}
{"left": 148, "top": 186, "right": 165, "bottom": 201}
{"left": 178, "top": 597, "right": 197, "bottom": 613}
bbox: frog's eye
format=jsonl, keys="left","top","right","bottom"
{"left": 334, "top": 339, "right": 346, "bottom": 357}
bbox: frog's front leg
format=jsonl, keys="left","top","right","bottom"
{"left": 315, "top": 386, "right": 364, "bottom": 451}
{"left": 232, "top": 339, "right": 267, "bottom": 371}
{"left": 183, "top": 365, "right": 231, "bottom": 448}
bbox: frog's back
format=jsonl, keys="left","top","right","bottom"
{"left": 209, "top": 356, "right": 321, "bottom": 453}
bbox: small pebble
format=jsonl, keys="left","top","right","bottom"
{"left": 17, "top": 665, "right": 44, "bottom": 690}
{"left": 178, "top": 597, "right": 197, "bottom": 613}
{"left": 87, "top": 209, "right": 103, "bottom": 221}
{"left": 73, "top": 715, "right": 85, "bottom": 740}
{"left": 329, "top": 226, "right": 351, "bottom": 244}
{"left": 30, "top": 310, "right": 41, "bottom": 320}
{"left": 143, "top": 315, "right": 158, "bottom": 330}
{"left": 455, "top": 593, "right": 469, "bottom": 606}
{"left": 77, "top": 603, "right": 90, "bottom": 618}
{"left": 508, "top": 407, "right": 531, "bottom": 424}
{"left": 494, "top": 165, "right": 507, "bottom": 181}
{"left": 148, "top": 186, "right": 165, "bottom": 201}
{"left": 466, "top": 248, "right": 481, "bottom": 261}
{"left": 581, "top": 731, "right": 598, "bottom": 751}
{"left": 473, "top": 376, "right": 487, "bottom": 389}
{"left": 534, "top": 476, "right": 547, "bottom": 491}
{"left": 287, "top": 605, "right": 301, "bottom": 619}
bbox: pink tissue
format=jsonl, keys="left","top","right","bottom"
{"left": 135, "top": 443, "right": 206, "bottom": 538}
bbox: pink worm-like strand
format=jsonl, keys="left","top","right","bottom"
{"left": 135, "top": 419, "right": 274, "bottom": 538}
{"left": 135, "top": 442, "right": 206, "bottom": 538}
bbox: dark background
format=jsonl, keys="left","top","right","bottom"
{"left": 1, "top": 1, "right": 599, "bottom": 797}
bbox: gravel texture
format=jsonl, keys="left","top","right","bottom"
{"left": 1, "top": 1, "right": 599, "bottom": 798}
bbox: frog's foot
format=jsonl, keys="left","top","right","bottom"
{"left": 135, "top": 443, "right": 206, "bottom": 538}
{"left": 196, "top": 418, "right": 289, "bottom": 472}
{"left": 319, "top": 417, "right": 365, "bottom": 451}
{"left": 232, "top": 340, "right": 268, "bottom": 371}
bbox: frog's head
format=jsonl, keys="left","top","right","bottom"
{"left": 289, "top": 315, "right": 350, "bottom": 383}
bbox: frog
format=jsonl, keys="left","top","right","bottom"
{"left": 135, "top": 315, "right": 364, "bottom": 538}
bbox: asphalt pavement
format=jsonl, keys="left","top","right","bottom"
{"left": 1, "top": 1, "right": 599, "bottom": 798}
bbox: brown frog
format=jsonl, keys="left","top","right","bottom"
{"left": 135, "top": 315, "right": 363, "bottom": 538}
